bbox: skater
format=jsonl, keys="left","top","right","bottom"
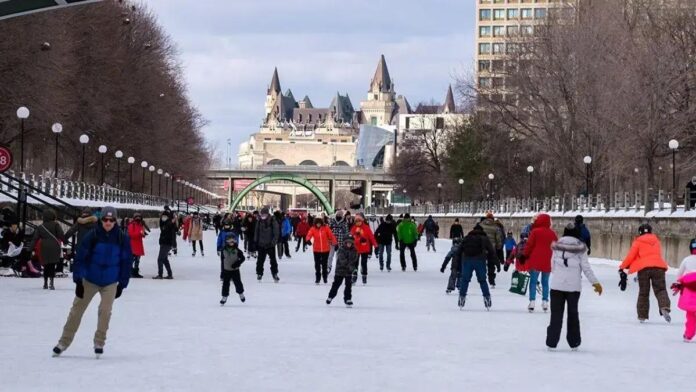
{"left": 350, "top": 213, "right": 377, "bottom": 284}
{"left": 127, "top": 213, "right": 147, "bottom": 278}
{"left": 64, "top": 208, "right": 97, "bottom": 249}
{"left": 217, "top": 219, "right": 240, "bottom": 279}
{"left": 574, "top": 215, "right": 592, "bottom": 254}
{"left": 326, "top": 237, "right": 359, "bottom": 307}
{"left": 674, "top": 239, "right": 696, "bottom": 342}
{"left": 522, "top": 213, "right": 557, "bottom": 312}
{"left": 619, "top": 224, "right": 671, "bottom": 323}
{"left": 423, "top": 215, "right": 439, "bottom": 252}
{"left": 374, "top": 214, "right": 398, "bottom": 271}
{"left": 220, "top": 236, "right": 246, "bottom": 305}
{"left": 686, "top": 176, "right": 696, "bottom": 209}
{"left": 28, "top": 209, "right": 64, "bottom": 290}
{"left": 52, "top": 206, "right": 132, "bottom": 358}
{"left": 213, "top": 212, "right": 222, "bottom": 235}
{"left": 295, "top": 215, "right": 310, "bottom": 253}
{"left": 254, "top": 207, "right": 280, "bottom": 282}
{"left": 280, "top": 213, "right": 293, "bottom": 259}
{"left": 440, "top": 237, "right": 462, "bottom": 294}
{"left": 188, "top": 212, "right": 204, "bottom": 257}
{"left": 396, "top": 213, "right": 419, "bottom": 271}
{"left": 305, "top": 217, "right": 337, "bottom": 284}
{"left": 328, "top": 210, "right": 351, "bottom": 272}
{"left": 449, "top": 218, "right": 464, "bottom": 240}
{"left": 456, "top": 224, "right": 497, "bottom": 310}
{"left": 242, "top": 214, "right": 256, "bottom": 256}
{"left": 503, "top": 232, "right": 517, "bottom": 270}
{"left": 153, "top": 210, "right": 176, "bottom": 279}
{"left": 546, "top": 223, "right": 602, "bottom": 351}
{"left": 509, "top": 232, "right": 529, "bottom": 272}
{"left": 480, "top": 212, "right": 503, "bottom": 287}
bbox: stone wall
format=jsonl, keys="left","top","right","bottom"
{"left": 410, "top": 214, "right": 695, "bottom": 268}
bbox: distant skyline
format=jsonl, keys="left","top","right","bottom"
{"left": 145, "top": 0, "right": 477, "bottom": 165}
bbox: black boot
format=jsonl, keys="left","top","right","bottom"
{"left": 49, "top": 278, "right": 55, "bottom": 290}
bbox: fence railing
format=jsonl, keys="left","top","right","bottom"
{"left": 365, "top": 189, "right": 695, "bottom": 216}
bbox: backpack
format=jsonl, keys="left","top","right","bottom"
{"left": 461, "top": 235, "right": 483, "bottom": 257}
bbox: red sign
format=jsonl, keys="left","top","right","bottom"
{"left": 0, "top": 146, "right": 13, "bottom": 173}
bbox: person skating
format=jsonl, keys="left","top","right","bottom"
{"left": 52, "top": 206, "right": 132, "bottom": 358}
{"left": 65, "top": 208, "right": 97, "bottom": 250}
{"left": 328, "top": 210, "right": 351, "bottom": 273}
{"left": 295, "top": 215, "right": 311, "bottom": 253}
{"left": 673, "top": 239, "right": 696, "bottom": 342}
{"left": 188, "top": 212, "right": 205, "bottom": 257}
{"left": 449, "top": 218, "right": 464, "bottom": 240}
{"left": 280, "top": 213, "right": 293, "bottom": 259}
{"left": 242, "top": 214, "right": 257, "bottom": 257}
{"left": 350, "top": 213, "right": 377, "bottom": 284}
{"left": 217, "top": 219, "right": 239, "bottom": 279}
{"left": 213, "top": 212, "right": 222, "bottom": 235}
{"left": 326, "top": 237, "right": 359, "bottom": 307}
{"left": 522, "top": 213, "right": 557, "bottom": 312}
{"left": 127, "top": 213, "right": 147, "bottom": 278}
{"left": 480, "top": 212, "right": 503, "bottom": 288}
{"left": 440, "top": 237, "right": 462, "bottom": 294}
{"left": 254, "top": 207, "right": 280, "bottom": 282}
{"left": 306, "top": 217, "right": 337, "bottom": 284}
{"left": 396, "top": 213, "right": 419, "bottom": 271}
{"left": 220, "top": 236, "right": 246, "bottom": 305}
{"left": 619, "top": 224, "right": 671, "bottom": 323}
{"left": 574, "top": 215, "right": 592, "bottom": 254}
{"left": 423, "top": 215, "right": 439, "bottom": 252}
{"left": 28, "top": 209, "right": 64, "bottom": 290}
{"left": 456, "top": 224, "right": 497, "bottom": 310}
{"left": 374, "top": 214, "right": 398, "bottom": 271}
{"left": 546, "top": 223, "right": 602, "bottom": 351}
{"left": 503, "top": 232, "right": 517, "bottom": 271}
{"left": 508, "top": 232, "right": 529, "bottom": 272}
{"left": 686, "top": 176, "right": 696, "bottom": 209}
{"left": 153, "top": 211, "right": 176, "bottom": 279}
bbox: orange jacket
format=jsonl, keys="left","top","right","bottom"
{"left": 306, "top": 225, "right": 337, "bottom": 253}
{"left": 619, "top": 233, "right": 669, "bottom": 274}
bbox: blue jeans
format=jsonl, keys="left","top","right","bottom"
{"left": 378, "top": 244, "right": 392, "bottom": 269}
{"left": 529, "top": 270, "right": 550, "bottom": 301}
{"left": 458, "top": 258, "right": 490, "bottom": 298}
{"left": 426, "top": 233, "right": 436, "bottom": 250}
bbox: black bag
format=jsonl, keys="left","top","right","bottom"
{"left": 461, "top": 235, "right": 483, "bottom": 257}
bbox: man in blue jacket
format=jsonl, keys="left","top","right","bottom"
{"left": 53, "top": 206, "right": 132, "bottom": 358}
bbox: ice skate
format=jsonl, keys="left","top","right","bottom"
{"left": 273, "top": 274, "right": 280, "bottom": 283}
{"left": 571, "top": 346, "right": 579, "bottom": 352}
{"left": 446, "top": 289, "right": 452, "bottom": 295}
{"left": 546, "top": 346, "right": 556, "bottom": 352}
{"left": 52, "top": 344, "right": 66, "bottom": 357}
{"left": 458, "top": 295, "right": 466, "bottom": 309}
{"left": 326, "top": 297, "right": 333, "bottom": 305}
{"left": 94, "top": 346, "right": 103, "bottom": 359}
{"left": 239, "top": 293, "right": 245, "bottom": 303}
{"left": 345, "top": 299, "right": 353, "bottom": 308}
{"left": 220, "top": 296, "right": 228, "bottom": 305}
{"left": 639, "top": 318, "right": 647, "bottom": 323}
{"left": 362, "top": 275, "right": 367, "bottom": 285}
{"left": 484, "top": 296, "right": 492, "bottom": 310}
{"left": 164, "top": 275, "right": 173, "bottom": 280}
{"left": 661, "top": 308, "right": 671, "bottom": 323}
{"left": 542, "top": 300, "right": 549, "bottom": 312}
{"left": 192, "top": 251, "right": 196, "bottom": 257}
{"left": 257, "top": 274, "right": 262, "bottom": 282}
{"left": 528, "top": 300, "right": 535, "bottom": 313}
{"left": 152, "top": 275, "right": 163, "bottom": 280}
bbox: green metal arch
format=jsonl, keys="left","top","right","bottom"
{"left": 230, "top": 173, "right": 334, "bottom": 215}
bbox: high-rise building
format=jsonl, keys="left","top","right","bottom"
{"left": 475, "top": 0, "right": 562, "bottom": 100}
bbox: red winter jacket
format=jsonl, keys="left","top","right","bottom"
{"left": 305, "top": 225, "right": 337, "bottom": 253}
{"left": 128, "top": 221, "right": 146, "bottom": 257}
{"left": 522, "top": 214, "right": 557, "bottom": 273}
{"left": 350, "top": 223, "right": 377, "bottom": 255}
{"left": 296, "top": 221, "right": 310, "bottom": 237}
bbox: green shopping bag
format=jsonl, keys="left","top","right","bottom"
{"left": 509, "top": 270, "right": 530, "bottom": 296}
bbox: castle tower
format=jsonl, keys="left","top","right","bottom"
{"left": 264, "top": 67, "right": 282, "bottom": 122}
{"left": 360, "top": 55, "right": 397, "bottom": 126}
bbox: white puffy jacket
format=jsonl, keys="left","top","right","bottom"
{"left": 550, "top": 236, "right": 599, "bottom": 292}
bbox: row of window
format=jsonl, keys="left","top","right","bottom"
{"left": 478, "top": 77, "right": 505, "bottom": 89}
{"left": 480, "top": 0, "right": 552, "bottom": 4}
{"left": 479, "top": 24, "right": 534, "bottom": 37}
{"left": 478, "top": 42, "right": 525, "bottom": 55}
{"left": 479, "top": 7, "right": 546, "bottom": 21}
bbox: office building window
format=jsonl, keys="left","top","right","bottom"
{"left": 493, "top": 0, "right": 505, "bottom": 3}
{"left": 479, "top": 43, "right": 491, "bottom": 54}
{"left": 507, "top": 8, "right": 519, "bottom": 19}
{"left": 479, "top": 60, "right": 491, "bottom": 72}
{"left": 493, "top": 9, "right": 505, "bottom": 20}
{"left": 479, "top": 77, "right": 492, "bottom": 88}
{"left": 506, "top": 43, "right": 519, "bottom": 54}
{"left": 492, "top": 43, "right": 504, "bottom": 54}
{"left": 493, "top": 26, "right": 505, "bottom": 37}
{"left": 479, "top": 0, "right": 491, "bottom": 3}
{"left": 479, "top": 9, "right": 492, "bottom": 20}
{"left": 479, "top": 26, "right": 492, "bottom": 37}
{"left": 521, "top": 8, "right": 533, "bottom": 19}
{"left": 491, "top": 60, "right": 504, "bottom": 72}
{"left": 507, "top": 25, "right": 519, "bottom": 36}
{"left": 534, "top": 8, "right": 547, "bottom": 18}
{"left": 521, "top": 25, "right": 533, "bottom": 36}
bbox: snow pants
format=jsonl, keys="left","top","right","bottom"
{"left": 459, "top": 259, "right": 490, "bottom": 298}
{"left": 221, "top": 270, "right": 244, "bottom": 297}
{"left": 378, "top": 244, "right": 392, "bottom": 270}
{"left": 328, "top": 275, "right": 352, "bottom": 301}
{"left": 58, "top": 280, "right": 117, "bottom": 349}
{"left": 399, "top": 242, "right": 417, "bottom": 271}
{"left": 256, "top": 246, "right": 278, "bottom": 277}
{"left": 685, "top": 311, "right": 696, "bottom": 340}
{"left": 313, "top": 252, "right": 329, "bottom": 283}
{"left": 637, "top": 267, "right": 670, "bottom": 320}
{"left": 546, "top": 289, "right": 581, "bottom": 349}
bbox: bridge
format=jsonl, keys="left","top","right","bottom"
{"left": 206, "top": 166, "right": 396, "bottom": 213}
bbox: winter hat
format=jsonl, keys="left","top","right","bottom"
{"left": 225, "top": 236, "right": 237, "bottom": 246}
{"left": 454, "top": 218, "right": 459, "bottom": 223}
{"left": 343, "top": 237, "right": 355, "bottom": 246}
{"left": 355, "top": 212, "right": 365, "bottom": 221}
{"left": 486, "top": 211, "right": 494, "bottom": 219}
{"left": 638, "top": 223, "right": 652, "bottom": 235}
{"left": 313, "top": 217, "right": 324, "bottom": 225}
{"left": 81, "top": 207, "right": 92, "bottom": 216}
{"left": 404, "top": 213, "right": 411, "bottom": 219}
{"left": 690, "top": 239, "right": 696, "bottom": 255}
{"left": 386, "top": 214, "right": 393, "bottom": 221}
{"left": 260, "top": 207, "right": 270, "bottom": 215}
{"left": 222, "top": 219, "right": 232, "bottom": 227}
{"left": 563, "top": 223, "right": 582, "bottom": 240}
{"left": 102, "top": 206, "right": 118, "bottom": 220}
{"left": 575, "top": 215, "right": 584, "bottom": 225}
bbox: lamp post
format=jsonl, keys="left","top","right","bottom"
{"left": 669, "top": 139, "right": 679, "bottom": 194}
{"left": 527, "top": 166, "right": 534, "bottom": 198}
{"left": 583, "top": 156, "right": 592, "bottom": 196}
{"left": 157, "top": 169, "right": 163, "bottom": 196}
{"left": 165, "top": 173, "right": 170, "bottom": 199}
{"left": 149, "top": 165, "right": 155, "bottom": 194}
{"left": 634, "top": 167, "right": 639, "bottom": 195}
{"left": 115, "top": 150, "right": 123, "bottom": 187}
{"left": 16, "top": 107, "right": 29, "bottom": 173}
{"left": 488, "top": 173, "right": 495, "bottom": 200}
{"left": 437, "top": 183, "right": 442, "bottom": 204}
{"left": 98, "top": 145, "right": 107, "bottom": 185}
{"left": 51, "top": 123, "right": 62, "bottom": 176}
{"left": 140, "top": 161, "right": 148, "bottom": 191}
{"left": 127, "top": 157, "right": 135, "bottom": 190}
{"left": 458, "top": 178, "right": 464, "bottom": 202}
{"left": 79, "top": 134, "right": 89, "bottom": 181}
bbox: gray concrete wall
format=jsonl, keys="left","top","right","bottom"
{"left": 408, "top": 214, "right": 695, "bottom": 268}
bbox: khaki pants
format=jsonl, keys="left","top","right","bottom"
{"left": 58, "top": 280, "right": 117, "bottom": 348}
{"left": 637, "top": 267, "right": 671, "bottom": 320}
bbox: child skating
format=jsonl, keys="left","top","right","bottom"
{"left": 440, "top": 237, "right": 462, "bottom": 294}
{"left": 220, "top": 236, "right": 246, "bottom": 305}
{"left": 327, "top": 237, "right": 359, "bottom": 307}
{"left": 673, "top": 239, "right": 696, "bottom": 342}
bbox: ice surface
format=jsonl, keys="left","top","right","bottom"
{"left": 0, "top": 230, "right": 691, "bottom": 392}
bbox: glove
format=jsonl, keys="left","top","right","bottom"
{"left": 217, "top": 251, "right": 221, "bottom": 257}
{"left": 115, "top": 284, "right": 123, "bottom": 299}
{"left": 671, "top": 282, "right": 683, "bottom": 296}
{"left": 587, "top": 248, "right": 591, "bottom": 256}
{"left": 75, "top": 281, "right": 84, "bottom": 299}
{"left": 518, "top": 254, "right": 526, "bottom": 265}
{"left": 618, "top": 270, "right": 628, "bottom": 291}
{"left": 440, "top": 266, "right": 446, "bottom": 273}
{"left": 593, "top": 283, "right": 603, "bottom": 296}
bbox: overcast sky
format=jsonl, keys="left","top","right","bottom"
{"left": 145, "top": 0, "right": 476, "bottom": 165}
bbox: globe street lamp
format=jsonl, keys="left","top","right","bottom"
{"left": 16, "top": 107, "right": 29, "bottom": 172}
{"left": 458, "top": 178, "right": 464, "bottom": 202}
{"left": 140, "top": 161, "right": 148, "bottom": 191}
{"left": 634, "top": 167, "right": 640, "bottom": 195}
{"left": 157, "top": 169, "right": 163, "bottom": 196}
{"left": 583, "top": 156, "right": 592, "bottom": 196}
{"left": 437, "top": 183, "right": 442, "bottom": 204}
{"left": 149, "top": 165, "right": 155, "bottom": 194}
{"left": 79, "top": 134, "right": 90, "bottom": 182}
{"left": 51, "top": 123, "right": 62, "bottom": 176}
{"left": 115, "top": 150, "right": 123, "bottom": 187}
{"left": 164, "top": 172, "right": 170, "bottom": 199}
{"left": 127, "top": 157, "right": 135, "bottom": 190}
{"left": 98, "top": 145, "right": 107, "bottom": 185}
{"left": 669, "top": 139, "right": 679, "bottom": 194}
{"left": 527, "top": 166, "right": 534, "bottom": 198}
{"left": 488, "top": 173, "right": 495, "bottom": 200}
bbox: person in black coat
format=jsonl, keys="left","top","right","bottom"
{"left": 456, "top": 224, "right": 498, "bottom": 309}
{"left": 154, "top": 211, "right": 176, "bottom": 279}
{"left": 450, "top": 218, "right": 464, "bottom": 239}
{"left": 687, "top": 176, "right": 696, "bottom": 208}
{"left": 374, "top": 214, "right": 398, "bottom": 271}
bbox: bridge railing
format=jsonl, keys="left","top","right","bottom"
{"left": 210, "top": 165, "right": 390, "bottom": 174}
